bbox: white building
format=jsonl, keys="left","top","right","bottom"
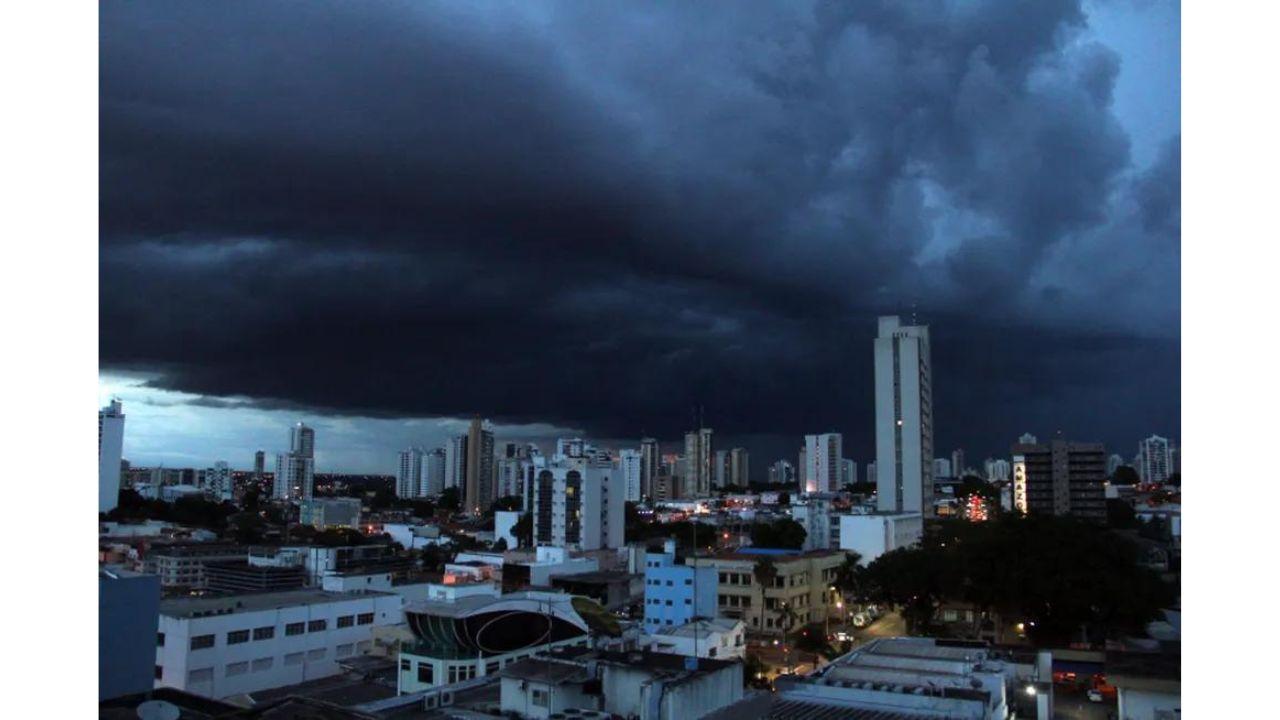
{"left": 1137, "top": 435, "right": 1174, "bottom": 484}
{"left": 933, "top": 457, "right": 952, "bottom": 480}
{"left": 397, "top": 448, "right": 424, "bottom": 498}
{"left": 804, "top": 433, "right": 843, "bottom": 494}
{"left": 984, "top": 458, "right": 1011, "bottom": 482}
{"left": 99, "top": 399, "right": 126, "bottom": 513}
{"left": 790, "top": 498, "right": 833, "bottom": 551}
{"left": 643, "top": 618, "right": 746, "bottom": 660}
{"left": 838, "top": 512, "right": 923, "bottom": 564}
{"left": 154, "top": 589, "right": 401, "bottom": 699}
{"left": 684, "top": 428, "right": 714, "bottom": 497}
{"left": 275, "top": 422, "right": 316, "bottom": 501}
{"left": 874, "top": 316, "right": 934, "bottom": 516}
{"left": 445, "top": 435, "right": 466, "bottom": 490}
{"left": 841, "top": 459, "right": 857, "bottom": 487}
{"left": 531, "top": 464, "right": 625, "bottom": 551}
{"left": 422, "top": 448, "right": 446, "bottom": 496}
{"left": 495, "top": 510, "right": 523, "bottom": 549}
{"left": 1019, "top": 433, "right": 1038, "bottom": 445}
{"left": 203, "top": 461, "right": 232, "bottom": 502}
{"left": 618, "top": 449, "right": 642, "bottom": 502}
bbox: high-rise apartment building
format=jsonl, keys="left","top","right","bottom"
{"left": 804, "top": 433, "right": 843, "bottom": 494}
{"left": 950, "top": 449, "right": 966, "bottom": 479}
{"left": 204, "top": 461, "right": 232, "bottom": 502}
{"left": 396, "top": 448, "right": 424, "bottom": 498}
{"left": 445, "top": 435, "right": 466, "bottom": 490}
{"left": 639, "top": 437, "right": 660, "bottom": 500}
{"left": 1107, "top": 453, "right": 1125, "bottom": 476}
{"left": 797, "top": 447, "right": 807, "bottom": 488}
{"left": 274, "top": 422, "right": 315, "bottom": 501}
{"left": 841, "top": 459, "right": 857, "bottom": 487}
{"left": 1018, "top": 433, "right": 1038, "bottom": 445}
{"left": 713, "top": 450, "right": 729, "bottom": 489}
{"left": 933, "top": 458, "right": 952, "bottom": 480}
{"left": 683, "top": 428, "right": 714, "bottom": 497}
{"left": 253, "top": 450, "right": 265, "bottom": 481}
{"left": 423, "top": 448, "right": 446, "bottom": 496}
{"left": 729, "top": 447, "right": 749, "bottom": 487}
{"left": 1011, "top": 439, "right": 1106, "bottom": 522}
{"left": 464, "top": 418, "right": 496, "bottom": 514}
{"left": 874, "top": 316, "right": 934, "bottom": 516}
{"left": 531, "top": 465, "right": 625, "bottom": 550}
{"left": 1137, "top": 435, "right": 1174, "bottom": 485}
{"left": 983, "top": 458, "right": 1011, "bottom": 482}
{"left": 99, "top": 399, "right": 126, "bottom": 513}
{"left": 619, "top": 449, "right": 642, "bottom": 502}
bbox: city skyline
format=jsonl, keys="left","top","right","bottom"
{"left": 99, "top": 1, "right": 1179, "bottom": 476}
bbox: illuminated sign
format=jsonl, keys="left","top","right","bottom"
{"left": 1013, "top": 456, "right": 1027, "bottom": 514}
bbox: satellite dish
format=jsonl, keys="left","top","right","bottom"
{"left": 136, "top": 700, "right": 181, "bottom": 720}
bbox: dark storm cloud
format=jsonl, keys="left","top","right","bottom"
{"left": 100, "top": 0, "right": 1180, "bottom": 463}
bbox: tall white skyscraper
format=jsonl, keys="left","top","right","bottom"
{"left": 950, "top": 449, "right": 966, "bottom": 478}
{"left": 729, "top": 447, "right": 750, "bottom": 487}
{"left": 683, "top": 427, "right": 713, "bottom": 496}
{"left": 397, "top": 448, "right": 424, "bottom": 498}
{"left": 423, "top": 448, "right": 446, "bottom": 496}
{"left": 531, "top": 465, "right": 626, "bottom": 550}
{"left": 841, "top": 458, "right": 857, "bottom": 487}
{"left": 445, "top": 435, "right": 466, "bottom": 490}
{"left": 1137, "top": 435, "right": 1174, "bottom": 484}
{"left": 984, "top": 458, "right": 1011, "bottom": 482}
{"left": 874, "top": 316, "right": 934, "bottom": 516}
{"left": 99, "top": 400, "right": 126, "bottom": 513}
{"left": 619, "top": 449, "right": 642, "bottom": 502}
{"left": 204, "top": 461, "right": 232, "bottom": 502}
{"left": 713, "top": 449, "right": 729, "bottom": 489}
{"left": 804, "top": 433, "right": 843, "bottom": 494}
{"left": 933, "top": 458, "right": 952, "bottom": 480}
{"left": 275, "top": 422, "right": 315, "bottom": 501}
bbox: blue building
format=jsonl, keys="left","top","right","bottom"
{"left": 642, "top": 539, "right": 717, "bottom": 631}
{"left": 99, "top": 566, "right": 161, "bottom": 701}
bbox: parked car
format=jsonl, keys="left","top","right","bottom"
{"left": 1087, "top": 689, "right": 1104, "bottom": 703}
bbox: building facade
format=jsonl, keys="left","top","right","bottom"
{"left": 874, "top": 316, "right": 934, "bottom": 516}
{"left": 100, "top": 566, "right": 160, "bottom": 701}
{"left": 803, "top": 434, "right": 843, "bottom": 494}
{"left": 397, "top": 448, "right": 424, "bottom": 499}
{"left": 683, "top": 428, "right": 714, "bottom": 497}
{"left": 100, "top": 399, "right": 126, "bottom": 513}
{"left": 619, "top": 449, "right": 642, "bottom": 502}
{"left": 532, "top": 465, "right": 626, "bottom": 551}
{"left": 639, "top": 437, "right": 660, "bottom": 500}
{"left": 838, "top": 512, "right": 923, "bottom": 564}
{"left": 688, "top": 549, "right": 844, "bottom": 636}
{"left": 643, "top": 540, "right": 718, "bottom": 631}
{"left": 1137, "top": 435, "right": 1174, "bottom": 484}
{"left": 1011, "top": 439, "right": 1107, "bottom": 521}
{"left": 300, "top": 498, "right": 362, "bottom": 529}
{"left": 464, "top": 417, "right": 496, "bottom": 514}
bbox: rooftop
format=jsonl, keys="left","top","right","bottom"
{"left": 650, "top": 617, "right": 743, "bottom": 638}
{"left": 160, "top": 588, "right": 395, "bottom": 618}
{"left": 497, "top": 657, "right": 595, "bottom": 685}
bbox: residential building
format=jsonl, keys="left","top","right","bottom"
{"left": 619, "top": 448, "right": 643, "bottom": 502}
{"left": 203, "top": 561, "right": 307, "bottom": 595}
{"left": 1107, "top": 453, "right": 1125, "bottom": 476}
{"left": 274, "top": 422, "right": 316, "bottom": 501}
{"left": 498, "top": 647, "right": 743, "bottom": 720}
{"left": 494, "top": 510, "right": 522, "bottom": 549}
{"left": 1011, "top": 439, "right": 1107, "bottom": 521}
{"left": 397, "top": 591, "right": 610, "bottom": 693}
{"left": 984, "top": 457, "right": 1011, "bottom": 482}
{"left": 790, "top": 498, "right": 833, "bottom": 551}
{"left": 1137, "top": 435, "right": 1174, "bottom": 484}
{"left": 396, "top": 448, "right": 424, "bottom": 499}
{"left": 651, "top": 474, "right": 680, "bottom": 503}
{"left": 1019, "top": 433, "right": 1038, "bottom": 444}
{"left": 933, "top": 457, "right": 952, "bottom": 480}
{"left": 803, "top": 433, "right": 842, "bottom": 494}
{"left": 445, "top": 435, "right": 466, "bottom": 490}
{"left": 729, "top": 447, "right": 749, "bottom": 487}
{"left": 874, "top": 316, "right": 934, "bottom": 516}
{"left": 100, "top": 399, "right": 126, "bottom": 513}
{"left": 797, "top": 447, "right": 808, "bottom": 488}
{"left": 501, "top": 546, "right": 600, "bottom": 591}
{"left": 640, "top": 437, "right": 660, "bottom": 500}
{"left": 141, "top": 543, "right": 249, "bottom": 591}
{"left": 464, "top": 417, "right": 496, "bottom": 514}
{"left": 531, "top": 464, "right": 625, "bottom": 551}
{"left": 154, "top": 589, "right": 401, "bottom": 699}
{"left": 714, "top": 450, "right": 729, "bottom": 489}
{"left": 253, "top": 450, "right": 265, "bottom": 483}
{"left": 300, "top": 498, "right": 362, "bottom": 529}
{"left": 866, "top": 461, "right": 876, "bottom": 486}
{"left": 840, "top": 459, "right": 856, "bottom": 487}
{"left": 951, "top": 448, "right": 966, "bottom": 479}
{"left": 769, "top": 459, "right": 795, "bottom": 486}
{"left": 644, "top": 618, "right": 747, "bottom": 660}
{"left": 643, "top": 539, "right": 717, "bottom": 632}
{"left": 422, "top": 447, "right": 446, "bottom": 496}
{"left": 203, "top": 461, "right": 232, "bottom": 502}
{"left": 550, "top": 570, "right": 639, "bottom": 612}
{"left": 838, "top": 512, "right": 923, "bottom": 564}
{"left": 100, "top": 566, "right": 160, "bottom": 701}
{"left": 688, "top": 548, "right": 845, "bottom": 636}
{"left": 684, "top": 428, "right": 714, "bottom": 497}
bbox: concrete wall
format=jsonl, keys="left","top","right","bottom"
{"left": 99, "top": 569, "right": 160, "bottom": 700}
{"left": 1118, "top": 687, "right": 1180, "bottom": 720}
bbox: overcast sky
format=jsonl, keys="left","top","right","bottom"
{"left": 100, "top": 0, "right": 1180, "bottom": 476}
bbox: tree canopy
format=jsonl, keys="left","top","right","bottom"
{"left": 1111, "top": 465, "right": 1140, "bottom": 485}
{"left": 749, "top": 518, "right": 807, "bottom": 550}
{"left": 861, "top": 516, "right": 1176, "bottom": 646}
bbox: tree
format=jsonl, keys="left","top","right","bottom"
{"left": 832, "top": 552, "right": 864, "bottom": 603}
{"left": 1107, "top": 499, "right": 1138, "bottom": 528}
{"left": 437, "top": 487, "right": 462, "bottom": 512}
{"left": 491, "top": 495, "right": 523, "bottom": 512}
{"left": 752, "top": 558, "right": 778, "bottom": 636}
{"left": 491, "top": 537, "right": 508, "bottom": 552}
{"left": 511, "top": 513, "right": 533, "bottom": 548}
{"left": 1112, "top": 465, "right": 1140, "bottom": 485}
{"left": 777, "top": 491, "right": 791, "bottom": 506}
{"left": 750, "top": 518, "right": 807, "bottom": 550}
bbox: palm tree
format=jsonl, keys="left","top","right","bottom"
{"left": 778, "top": 601, "right": 800, "bottom": 673}
{"left": 752, "top": 557, "right": 778, "bottom": 637}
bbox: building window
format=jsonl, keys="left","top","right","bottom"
{"left": 252, "top": 657, "right": 273, "bottom": 672}
{"left": 307, "top": 648, "right": 326, "bottom": 661}
{"left": 337, "top": 615, "right": 355, "bottom": 628}
{"left": 253, "top": 626, "right": 274, "bottom": 641}
{"left": 227, "top": 630, "right": 250, "bottom": 645}
{"left": 336, "top": 643, "right": 354, "bottom": 658}
{"left": 188, "top": 668, "right": 213, "bottom": 683}
{"left": 226, "top": 661, "right": 249, "bottom": 677}
{"left": 357, "top": 613, "right": 375, "bottom": 625}
{"left": 308, "top": 619, "right": 327, "bottom": 632}
{"left": 532, "top": 689, "right": 549, "bottom": 707}
{"left": 418, "top": 663, "right": 433, "bottom": 684}
{"left": 154, "top": 666, "right": 163, "bottom": 680}
{"left": 284, "top": 652, "right": 304, "bottom": 667}
{"left": 400, "top": 659, "right": 411, "bottom": 672}
{"left": 357, "top": 641, "right": 371, "bottom": 654}
{"left": 285, "top": 622, "right": 305, "bottom": 636}
{"left": 190, "top": 634, "right": 215, "bottom": 650}
{"left": 156, "top": 633, "right": 165, "bottom": 647}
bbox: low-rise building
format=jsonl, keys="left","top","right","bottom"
{"left": 550, "top": 570, "right": 639, "bottom": 611}
{"left": 643, "top": 540, "right": 717, "bottom": 632}
{"left": 99, "top": 566, "right": 161, "bottom": 701}
{"left": 141, "top": 542, "right": 249, "bottom": 592}
{"left": 1107, "top": 651, "right": 1180, "bottom": 720}
{"left": 203, "top": 560, "right": 307, "bottom": 595}
{"left": 789, "top": 498, "right": 833, "bottom": 551}
{"left": 687, "top": 548, "right": 845, "bottom": 636}
{"left": 299, "top": 497, "right": 363, "bottom": 529}
{"left": 502, "top": 546, "right": 599, "bottom": 592}
{"left": 837, "top": 511, "right": 923, "bottom": 564}
{"left": 643, "top": 618, "right": 746, "bottom": 660}
{"left": 154, "top": 589, "right": 403, "bottom": 699}
{"left": 498, "top": 646, "right": 743, "bottom": 720}
{"left": 397, "top": 591, "right": 617, "bottom": 693}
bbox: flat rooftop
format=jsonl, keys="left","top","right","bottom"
{"left": 160, "top": 588, "right": 395, "bottom": 618}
